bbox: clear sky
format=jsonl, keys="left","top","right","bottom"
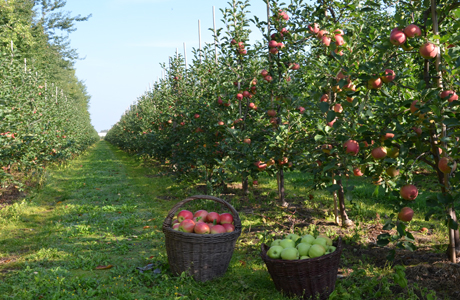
{"left": 63, "top": 0, "right": 272, "bottom": 132}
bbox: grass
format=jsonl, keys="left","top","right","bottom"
{"left": 0, "top": 141, "right": 446, "bottom": 299}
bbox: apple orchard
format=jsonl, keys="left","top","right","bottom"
{"left": 106, "top": 0, "right": 460, "bottom": 262}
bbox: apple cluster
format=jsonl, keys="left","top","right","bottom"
{"left": 266, "top": 233, "right": 336, "bottom": 260}
{"left": 172, "top": 209, "right": 235, "bottom": 234}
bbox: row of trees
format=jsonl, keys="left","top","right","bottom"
{"left": 106, "top": 0, "right": 460, "bottom": 262}
{"left": 0, "top": 0, "right": 98, "bottom": 192}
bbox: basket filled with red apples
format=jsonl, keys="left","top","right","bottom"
{"left": 162, "top": 195, "right": 241, "bottom": 282}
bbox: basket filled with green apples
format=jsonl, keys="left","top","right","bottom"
{"left": 260, "top": 233, "right": 342, "bottom": 300}
{"left": 162, "top": 195, "right": 242, "bottom": 282}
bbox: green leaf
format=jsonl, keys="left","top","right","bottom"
{"left": 449, "top": 219, "right": 458, "bottom": 230}
{"left": 319, "top": 102, "right": 329, "bottom": 113}
{"left": 382, "top": 221, "right": 394, "bottom": 231}
{"left": 396, "top": 222, "right": 406, "bottom": 237}
{"left": 314, "top": 134, "right": 324, "bottom": 141}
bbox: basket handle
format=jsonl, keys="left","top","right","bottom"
{"left": 162, "top": 195, "right": 242, "bottom": 229}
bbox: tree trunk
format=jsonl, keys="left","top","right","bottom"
{"left": 278, "top": 168, "right": 288, "bottom": 207}
{"left": 336, "top": 178, "right": 353, "bottom": 227}
{"left": 332, "top": 176, "right": 340, "bottom": 225}
{"left": 242, "top": 177, "right": 249, "bottom": 195}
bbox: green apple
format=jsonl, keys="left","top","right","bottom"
{"left": 312, "top": 237, "right": 328, "bottom": 247}
{"left": 281, "top": 247, "right": 299, "bottom": 260}
{"left": 387, "top": 146, "right": 399, "bottom": 158}
{"left": 300, "top": 256, "right": 310, "bottom": 260}
{"left": 326, "top": 245, "right": 336, "bottom": 254}
{"left": 267, "top": 245, "right": 284, "bottom": 259}
{"left": 270, "top": 239, "right": 282, "bottom": 247}
{"left": 309, "top": 244, "right": 326, "bottom": 258}
{"left": 317, "top": 235, "right": 333, "bottom": 246}
{"left": 279, "top": 239, "right": 296, "bottom": 249}
{"left": 296, "top": 243, "right": 312, "bottom": 256}
{"left": 301, "top": 234, "right": 315, "bottom": 244}
{"left": 285, "top": 233, "right": 300, "bottom": 242}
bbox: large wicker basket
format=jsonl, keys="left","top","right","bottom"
{"left": 162, "top": 195, "right": 242, "bottom": 282}
{"left": 260, "top": 236, "right": 343, "bottom": 300}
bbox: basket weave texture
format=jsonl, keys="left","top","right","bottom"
{"left": 260, "top": 237, "right": 343, "bottom": 300}
{"left": 162, "top": 195, "right": 242, "bottom": 282}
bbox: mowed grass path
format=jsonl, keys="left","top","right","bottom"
{"left": 0, "top": 141, "right": 282, "bottom": 300}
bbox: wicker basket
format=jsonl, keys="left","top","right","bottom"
{"left": 260, "top": 237, "right": 343, "bottom": 300}
{"left": 162, "top": 195, "right": 242, "bottom": 282}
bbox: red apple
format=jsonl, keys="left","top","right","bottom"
{"left": 261, "top": 69, "right": 268, "bottom": 76}
{"left": 194, "top": 114, "right": 200, "bottom": 119}
{"left": 239, "top": 49, "right": 247, "bottom": 55}
{"left": 438, "top": 157, "right": 455, "bottom": 174}
{"left": 194, "top": 222, "right": 211, "bottom": 234}
{"left": 269, "top": 40, "right": 278, "bottom": 48}
{"left": 420, "top": 43, "right": 438, "bottom": 59}
{"left": 253, "top": 180, "right": 258, "bottom": 185}
{"left": 220, "top": 213, "right": 234, "bottom": 224}
{"left": 218, "top": 121, "right": 224, "bottom": 126}
{"left": 353, "top": 167, "right": 364, "bottom": 176}
{"left": 243, "top": 138, "right": 251, "bottom": 144}
{"left": 382, "top": 133, "right": 394, "bottom": 140}
{"left": 249, "top": 102, "right": 255, "bottom": 109}
{"left": 326, "top": 118, "right": 336, "bottom": 127}
{"left": 193, "top": 216, "right": 206, "bottom": 223}
{"left": 298, "top": 106, "right": 305, "bottom": 114}
{"left": 413, "top": 127, "right": 422, "bottom": 136}
{"left": 178, "top": 219, "right": 196, "bottom": 233}
{"left": 390, "top": 29, "right": 406, "bottom": 46}
{"left": 400, "top": 184, "right": 418, "bottom": 201}
{"left": 217, "top": 97, "right": 223, "bottom": 105}
{"left": 440, "top": 90, "right": 458, "bottom": 102}
{"left": 367, "top": 77, "right": 383, "bottom": 89}
{"left": 292, "top": 63, "right": 300, "bottom": 70}
{"left": 410, "top": 100, "right": 421, "bottom": 114}
{"left": 206, "top": 212, "right": 221, "bottom": 224}
{"left": 381, "top": 69, "right": 395, "bottom": 83}
{"left": 371, "top": 147, "right": 387, "bottom": 160}
{"left": 398, "top": 207, "right": 414, "bottom": 222}
{"left": 222, "top": 223, "right": 235, "bottom": 232}
{"left": 344, "top": 140, "right": 359, "bottom": 155}
{"left": 320, "top": 94, "right": 329, "bottom": 102}
{"left": 172, "top": 223, "right": 180, "bottom": 230}
{"left": 267, "top": 109, "right": 277, "bottom": 117}
{"left": 236, "top": 93, "right": 243, "bottom": 101}
{"left": 404, "top": 24, "right": 421, "bottom": 38}
{"left": 308, "top": 23, "right": 320, "bottom": 34}
{"left": 258, "top": 163, "right": 267, "bottom": 171}
{"left": 264, "top": 75, "right": 273, "bottom": 82}
{"left": 334, "top": 34, "right": 345, "bottom": 46}
{"left": 269, "top": 47, "right": 279, "bottom": 54}
{"left": 194, "top": 210, "right": 208, "bottom": 220}
{"left": 177, "top": 210, "right": 193, "bottom": 222}
{"left": 321, "top": 36, "right": 331, "bottom": 46}
{"left": 317, "top": 30, "right": 328, "bottom": 39}
{"left": 210, "top": 224, "right": 227, "bottom": 234}
{"left": 333, "top": 103, "right": 343, "bottom": 113}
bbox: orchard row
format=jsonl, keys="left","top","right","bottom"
{"left": 0, "top": 52, "right": 99, "bottom": 191}
{"left": 106, "top": 1, "right": 460, "bottom": 261}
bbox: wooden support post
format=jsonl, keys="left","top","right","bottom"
{"left": 198, "top": 19, "right": 202, "bottom": 63}
{"left": 213, "top": 6, "right": 218, "bottom": 64}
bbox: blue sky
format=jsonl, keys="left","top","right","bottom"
{"left": 64, "top": 0, "right": 271, "bottom": 132}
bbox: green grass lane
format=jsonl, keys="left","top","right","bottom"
{"left": 0, "top": 141, "right": 284, "bottom": 300}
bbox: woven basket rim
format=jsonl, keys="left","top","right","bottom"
{"left": 261, "top": 236, "right": 342, "bottom": 264}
